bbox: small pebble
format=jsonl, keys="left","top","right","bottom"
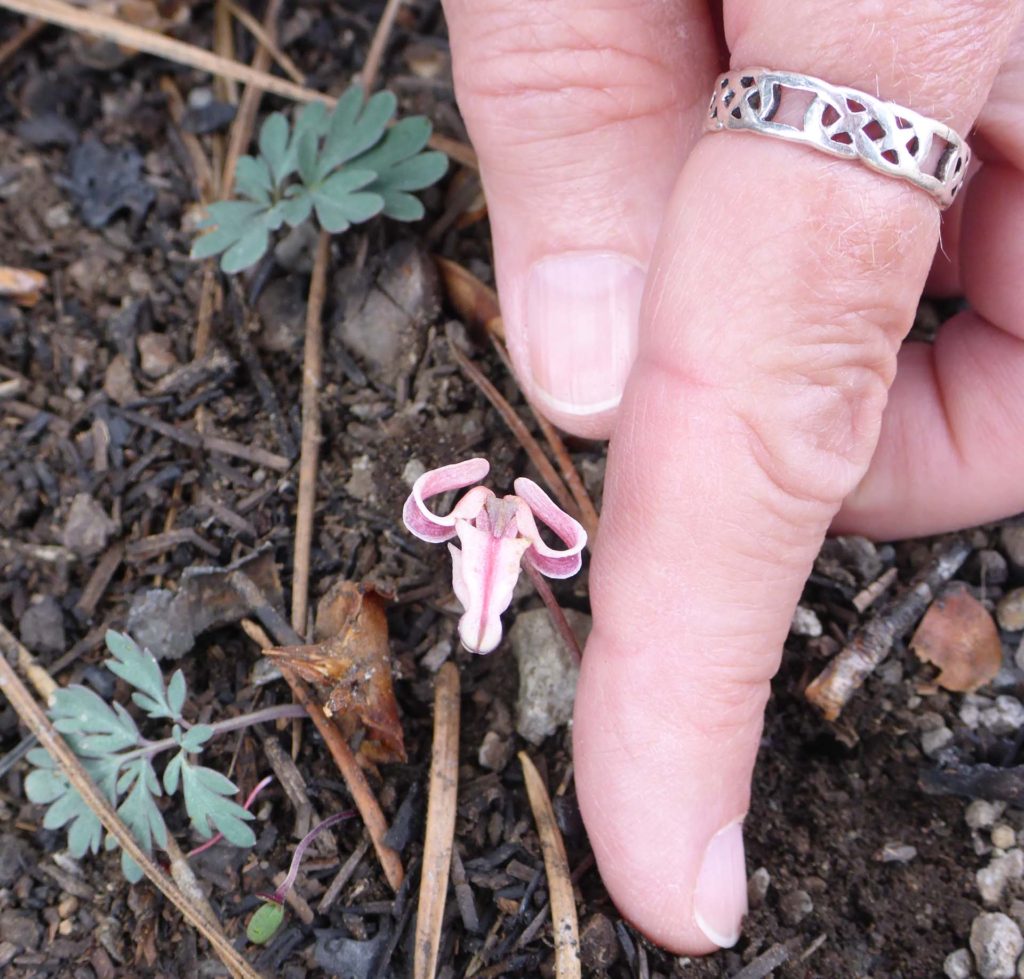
{"left": 19, "top": 595, "right": 65, "bottom": 654}
{"left": 943, "top": 948, "right": 973, "bottom": 979}
{"left": 994, "top": 825, "right": 1017, "bottom": 851}
{"left": 748, "top": 867, "right": 771, "bottom": 909}
{"left": 978, "top": 849, "right": 1024, "bottom": 905}
{"left": 103, "top": 353, "right": 139, "bottom": 405}
{"left": 967, "top": 801, "right": 1005, "bottom": 830}
{"left": 970, "top": 912, "right": 1024, "bottom": 979}
{"left": 982, "top": 697, "right": 1024, "bottom": 736}
{"left": 402, "top": 458, "right": 426, "bottom": 488}
{"left": 579, "top": 913, "right": 619, "bottom": 971}
{"left": 779, "top": 889, "right": 813, "bottom": 926}
{"left": 136, "top": 332, "right": 178, "bottom": 378}
{"left": 974, "top": 549, "right": 1010, "bottom": 587}
{"left": 61, "top": 493, "right": 116, "bottom": 557}
{"left": 477, "top": 731, "right": 512, "bottom": 772}
{"left": 997, "top": 589, "right": 1024, "bottom": 633}
{"left": 790, "top": 605, "right": 822, "bottom": 637}
{"left": 922, "top": 726, "right": 954, "bottom": 756}
{"left": 876, "top": 842, "right": 917, "bottom": 864}
{"left": 1002, "top": 526, "right": 1024, "bottom": 572}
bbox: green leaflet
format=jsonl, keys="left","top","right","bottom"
{"left": 25, "top": 631, "right": 258, "bottom": 884}
{"left": 189, "top": 83, "right": 448, "bottom": 274}
{"left": 247, "top": 901, "right": 285, "bottom": 945}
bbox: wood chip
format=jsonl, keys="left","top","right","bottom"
{"left": 910, "top": 581, "right": 1002, "bottom": 692}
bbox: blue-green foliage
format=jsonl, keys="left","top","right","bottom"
{"left": 191, "top": 86, "right": 448, "bottom": 273}
{"left": 24, "top": 631, "right": 254, "bottom": 883}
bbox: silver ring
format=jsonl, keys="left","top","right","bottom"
{"left": 705, "top": 68, "right": 969, "bottom": 209}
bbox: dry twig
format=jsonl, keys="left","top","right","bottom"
{"left": 291, "top": 231, "right": 330, "bottom": 636}
{"left": 229, "top": 572, "right": 405, "bottom": 891}
{"left": 225, "top": 0, "right": 304, "bottom": 85}
{"left": 805, "top": 538, "right": 972, "bottom": 720}
{"left": 519, "top": 752, "right": 581, "bottom": 979}
{"left": 414, "top": 661, "right": 460, "bottom": 979}
{"left": 0, "top": 623, "right": 262, "bottom": 979}
{"left": 360, "top": 0, "right": 404, "bottom": 94}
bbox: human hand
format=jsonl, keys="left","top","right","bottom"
{"left": 440, "top": 0, "right": 1024, "bottom": 953}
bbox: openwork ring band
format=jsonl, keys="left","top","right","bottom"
{"left": 705, "top": 68, "right": 970, "bottom": 209}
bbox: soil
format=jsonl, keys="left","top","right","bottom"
{"left": 1, "top": 6, "right": 1022, "bottom": 979}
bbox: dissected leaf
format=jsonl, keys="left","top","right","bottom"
{"left": 105, "top": 630, "right": 180, "bottom": 720}
{"left": 234, "top": 155, "right": 273, "bottom": 204}
{"left": 310, "top": 169, "right": 382, "bottom": 234}
{"left": 116, "top": 758, "right": 167, "bottom": 858}
{"left": 319, "top": 87, "right": 395, "bottom": 175}
{"left": 180, "top": 759, "right": 255, "bottom": 845}
{"left": 911, "top": 582, "right": 1003, "bottom": 692}
{"left": 265, "top": 581, "right": 405, "bottom": 762}
{"left": 259, "top": 112, "right": 292, "bottom": 184}
{"left": 50, "top": 685, "right": 141, "bottom": 754}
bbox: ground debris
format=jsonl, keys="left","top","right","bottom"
{"left": 127, "top": 549, "right": 282, "bottom": 658}
{"left": 910, "top": 582, "right": 1003, "bottom": 692}
{"left": 60, "top": 138, "right": 155, "bottom": 228}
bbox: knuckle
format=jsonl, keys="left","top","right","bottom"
{"left": 734, "top": 311, "right": 897, "bottom": 515}
{"left": 452, "top": 12, "right": 679, "bottom": 143}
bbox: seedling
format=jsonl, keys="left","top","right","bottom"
{"left": 24, "top": 630, "right": 305, "bottom": 882}
{"left": 403, "top": 458, "right": 587, "bottom": 653}
{"left": 246, "top": 809, "right": 355, "bottom": 945}
{"left": 191, "top": 84, "right": 448, "bottom": 274}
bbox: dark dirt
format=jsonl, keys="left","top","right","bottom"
{"left": 1, "top": 5, "right": 1023, "bottom": 979}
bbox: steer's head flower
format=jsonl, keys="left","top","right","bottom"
{"left": 403, "top": 458, "right": 587, "bottom": 654}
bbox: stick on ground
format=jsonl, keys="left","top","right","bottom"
{"left": 519, "top": 752, "right": 581, "bottom": 979}
{"left": 414, "top": 661, "right": 461, "bottom": 979}
{"left": 291, "top": 231, "right": 330, "bottom": 636}
{"left": 805, "top": 537, "right": 972, "bottom": 720}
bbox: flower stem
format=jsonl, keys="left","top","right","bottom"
{"left": 268, "top": 810, "right": 356, "bottom": 904}
{"left": 523, "top": 561, "right": 583, "bottom": 667}
{"left": 121, "top": 703, "right": 308, "bottom": 763}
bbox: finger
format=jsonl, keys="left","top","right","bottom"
{"left": 441, "top": 0, "right": 719, "bottom": 436}
{"left": 574, "top": 0, "right": 1022, "bottom": 955}
{"left": 835, "top": 29, "right": 1024, "bottom": 536}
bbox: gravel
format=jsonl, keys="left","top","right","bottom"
{"left": 971, "top": 913, "right": 1024, "bottom": 979}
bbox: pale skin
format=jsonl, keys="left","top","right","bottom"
{"left": 440, "top": 0, "right": 1024, "bottom": 955}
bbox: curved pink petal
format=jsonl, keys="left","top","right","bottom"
{"left": 512, "top": 478, "right": 587, "bottom": 579}
{"left": 403, "top": 458, "right": 492, "bottom": 543}
{"left": 449, "top": 522, "right": 530, "bottom": 653}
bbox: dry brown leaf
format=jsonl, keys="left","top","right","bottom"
{"left": 0, "top": 266, "right": 46, "bottom": 306}
{"left": 910, "top": 582, "right": 1002, "bottom": 692}
{"left": 265, "top": 581, "right": 406, "bottom": 762}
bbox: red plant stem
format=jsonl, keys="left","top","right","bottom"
{"left": 266, "top": 810, "right": 356, "bottom": 904}
{"left": 187, "top": 775, "right": 275, "bottom": 858}
{"left": 523, "top": 561, "right": 582, "bottom": 667}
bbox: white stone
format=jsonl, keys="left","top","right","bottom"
{"left": 943, "top": 948, "right": 972, "bottom": 979}
{"left": 511, "top": 608, "right": 590, "bottom": 745}
{"left": 994, "top": 826, "right": 1018, "bottom": 851}
{"left": 402, "top": 459, "right": 426, "bottom": 488}
{"left": 971, "top": 913, "right": 1024, "bottom": 979}
{"left": 922, "top": 726, "right": 954, "bottom": 756}
{"left": 968, "top": 801, "right": 1006, "bottom": 830}
{"left": 790, "top": 605, "right": 822, "bottom": 637}
{"left": 978, "top": 697, "right": 1024, "bottom": 736}
{"left": 979, "top": 850, "right": 1024, "bottom": 905}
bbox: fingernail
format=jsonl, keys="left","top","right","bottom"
{"left": 524, "top": 252, "right": 643, "bottom": 416}
{"left": 693, "top": 820, "right": 747, "bottom": 948}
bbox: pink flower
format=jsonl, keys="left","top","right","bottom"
{"left": 403, "top": 458, "right": 587, "bottom": 653}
